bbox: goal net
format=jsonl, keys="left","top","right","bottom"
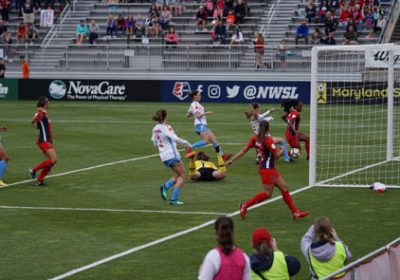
{"left": 309, "top": 44, "right": 400, "bottom": 188}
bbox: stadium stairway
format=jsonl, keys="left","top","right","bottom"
{"left": 390, "top": 16, "right": 400, "bottom": 42}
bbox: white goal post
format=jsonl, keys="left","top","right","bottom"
{"left": 309, "top": 44, "right": 400, "bottom": 188}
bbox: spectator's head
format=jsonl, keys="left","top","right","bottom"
{"left": 108, "top": 14, "right": 114, "bottom": 20}
{"left": 162, "top": 5, "right": 169, "bottom": 11}
{"left": 301, "top": 18, "right": 307, "bottom": 26}
{"left": 152, "top": 109, "right": 167, "bottom": 123}
{"left": 91, "top": 20, "right": 96, "bottom": 25}
{"left": 314, "top": 216, "right": 335, "bottom": 244}
{"left": 214, "top": 216, "right": 235, "bottom": 255}
{"left": 252, "top": 228, "right": 272, "bottom": 253}
{"left": 325, "top": 11, "right": 332, "bottom": 18}
{"left": 20, "top": 55, "right": 26, "bottom": 64}
{"left": 197, "top": 151, "right": 210, "bottom": 161}
{"left": 189, "top": 90, "right": 201, "bottom": 101}
{"left": 79, "top": 19, "right": 85, "bottom": 26}
{"left": 348, "top": 25, "right": 354, "bottom": 31}
{"left": 328, "top": 31, "right": 335, "bottom": 38}
{"left": 256, "top": 32, "right": 264, "bottom": 40}
{"left": 168, "top": 26, "right": 175, "bottom": 33}
{"left": 228, "top": 9, "right": 233, "bottom": 15}
{"left": 238, "top": 0, "right": 243, "bottom": 4}
{"left": 138, "top": 15, "right": 142, "bottom": 20}
{"left": 199, "top": 5, "right": 204, "bottom": 11}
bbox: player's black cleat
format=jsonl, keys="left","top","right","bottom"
{"left": 29, "top": 168, "right": 36, "bottom": 179}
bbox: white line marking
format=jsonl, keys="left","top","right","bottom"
{"left": 0, "top": 205, "right": 227, "bottom": 216}
{"left": 1, "top": 143, "right": 245, "bottom": 190}
{"left": 48, "top": 185, "right": 313, "bottom": 280}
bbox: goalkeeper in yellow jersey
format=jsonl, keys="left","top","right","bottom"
{"left": 187, "top": 147, "right": 226, "bottom": 181}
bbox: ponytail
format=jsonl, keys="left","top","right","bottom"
{"left": 314, "top": 216, "right": 335, "bottom": 244}
{"left": 244, "top": 103, "right": 260, "bottom": 120}
{"left": 152, "top": 109, "right": 167, "bottom": 123}
{"left": 215, "top": 216, "right": 235, "bottom": 255}
{"left": 257, "top": 121, "right": 269, "bottom": 142}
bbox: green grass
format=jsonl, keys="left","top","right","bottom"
{"left": 0, "top": 101, "right": 399, "bottom": 279}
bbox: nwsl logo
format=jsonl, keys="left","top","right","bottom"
{"left": 172, "top": 82, "right": 191, "bottom": 100}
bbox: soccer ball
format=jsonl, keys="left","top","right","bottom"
{"left": 289, "top": 148, "right": 301, "bottom": 160}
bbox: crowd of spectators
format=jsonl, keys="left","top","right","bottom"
{"left": 297, "top": 0, "right": 386, "bottom": 46}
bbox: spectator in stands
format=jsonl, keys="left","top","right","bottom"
{"left": 343, "top": 24, "right": 358, "bottom": 44}
{"left": 20, "top": 55, "right": 29, "bottom": 79}
{"left": 295, "top": 19, "right": 309, "bottom": 45}
{"left": 106, "top": 0, "right": 118, "bottom": 14}
{"left": 234, "top": 0, "right": 246, "bottom": 24}
{"left": 364, "top": 6, "right": 375, "bottom": 29}
{"left": 106, "top": 14, "right": 117, "bottom": 38}
{"left": 277, "top": 38, "right": 288, "bottom": 68}
{"left": 216, "top": 0, "right": 225, "bottom": 15}
{"left": 148, "top": 3, "right": 159, "bottom": 18}
{"left": 329, "top": 0, "right": 339, "bottom": 14}
{"left": 159, "top": 5, "right": 172, "bottom": 30}
{"left": 126, "top": 15, "right": 134, "bottom": 39}
{"left": 116, "top": 14, "right": 126, "bottom": 37}
{"left": 0, "top": 19, "right": 11, "bottom": 45}
{"left": 165, "top": 25, "right": 178, "bottom": 47}
{"left": 196, "top": 6, "right": 208, "bottom": 32}
{"left": 134, "top": 15, "right": 145, "bottom": 38}
{"left": 213, "top": 5, "right": 223, "bottom": 21}
{"left": 346, "top": 18, "right": 358, "bottom": 32}
{"left": 317, "top": 0, "right": 329, "bottom": 23}
{"left": 16, "top": 0, "right": 23, "bottom": 17}
{"left": 224, "top": 0, "right": 234, "bottom": 12}
{"left": 311, "top": 27, "right": 323, "bottom": 44}
{"left": 88, "top": 19, "right": 100, "bottom": 45}
{"left": 170, "top": 0, "right": 184, "bottom": 16}
{"left": 338, "top": 4, "right": 351, "bottom": 28}
{"left": 305, "top": 0, "right": 316, "bottom": 23}
{"left": 155, "top": 0, "right": 165, "bottom": 12}
{"left": 324, "top": 11, "right": 338, "bottom": 35}
{"left": 22, "top": 0, "right": 35, "bottom": 25}
{"left": 204, "top": 0, "right": 214, "bottom": 17}
{"left": 367, "top": 13, "right": 385, "bottom": 38}
{"left": 26, "top": 23, "right": 38, "bottom": 45}
{"left": 231, "top": 27, "right": 244, "bottom": 45}
{"left": 198, "top": 216, "right": 251, "bottom": 280}
{"left": 251, "top": 228, "right": 301, "bottom": 279}
{"left": 16, "top": 22, "right": 27, "bottom": 45}
{"left": 301, "top": 216, "right": 352, "bottom": 280}
{"left": 254, "top": 32, "right": 265, "bottom": 69}
{"left": 213, "top": 19, "right": 226, "bottom": 45}
{"left": 225, "top": 9, "right": 235, "bottom": 30}
{"left": 352, "top": 4, "right": 364, "bottom": 30}
{"left": 0, "top": 0, "right": 10, "bottom": 22}
{"left": 322, "top": 31, "right": 336, "bottom": 44}
{"left": 0, "top": 58, "right": 5, "bottom": 78}
{"left": 75, "top": 19, "right": 88, "bottom": 45}
{"left": 145, "top": 14, "right": 161, "bottom": 37}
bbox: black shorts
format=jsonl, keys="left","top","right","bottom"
{"left": 198, "top": 167, "right": 217, "bottom": 181}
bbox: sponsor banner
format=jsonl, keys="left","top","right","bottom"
{"left": 317, "top": 81, "right": 400, "bottom": 105}
{"left": 0, "top": 79, "right": 18, "bottom": 100}
{"left": 365, "top": 50, "right": 400, "bottom": 68}
{"left": 40, "top": 9, "right": 54, "bottom": 27}
{"left": 19, "top": 79, "right": 160, "bottom": 102}
{"left": 161, "top": 81, "right": 310, "bottom": 103}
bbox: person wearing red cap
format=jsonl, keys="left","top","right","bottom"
{"left": 198, "top": 216, "right": 251, "bottom": 280}
{"left": 251, "top": 228, "right": 301, "bottom": 279}
{"left": 227, "top": 121, "right": 308, "bottom": 220}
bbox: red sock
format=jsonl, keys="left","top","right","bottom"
{"left": 33, "top": 159, "right": 52, "bottom": 172}
{"left": 37, "top": 166, "right": 52, "bottom": 182}
{"left": 245, "top": 192, "right": 270, "bottom": 209}
{"left": 282, "top": 190, "right": 298, "bottom": 213}
{"left": 305, "top": 140, "right": 310, "bottom": 157}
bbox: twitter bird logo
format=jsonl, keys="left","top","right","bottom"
{"left": 226, "top": 85, "right": 240, "bottom": 98}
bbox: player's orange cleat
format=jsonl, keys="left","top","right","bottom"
{"left": 185, "top": 151, "right": 197, "bottom": 159}
{"left": 239, "top": 202, "right": 247, "bottom": 220}
{"left": 222, "top": 153, "right": 232, "bottom": 161}
{"left": 293, "top": 210, "right": 309, "bottom": 220}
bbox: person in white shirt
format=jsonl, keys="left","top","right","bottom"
{"left": 198, "top": 216, "right": 251, "bottom": 280}
{"left": 186, "top": 90, "right": 231, "bottom": 161}
{"left": 152, "top": 109, "right": 191, "bottom": 205}
{"left": 231, "top": 28, "right": 244, "bottom": 45}
{"left": 244, "top": 102, "right": 291, "bottom": 162}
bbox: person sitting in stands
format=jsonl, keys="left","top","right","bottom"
{"left": 26, "top": 23, "right": 38, "bottom": 45}
{"left": 213, "top": 19, "right": 226, "bottom": 45}
{"left": 116, "top": 14, "right": 126, "bottom": 37}
{"left": 196, "top": 6, "right": 208, "bottom": 32}
{"left": 16, "top": 21, "right": 27, "bottom": 45}
{"left": 165, "top": 25, "right": 179, "bottom": 47}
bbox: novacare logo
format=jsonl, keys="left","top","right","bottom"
{"left": 67, "top": 81, "right": 126, "bottom": 95}
{"left": 49, "top": 80, "right": 67, "bottom": 99}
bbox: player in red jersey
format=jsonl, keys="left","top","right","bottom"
{"left": 282, "top": 100, "right": 310, "bottom": 160}
{"left": 29, "top": 97, "right": 58, "bottom": 186}
{"left": 227, "top": 121, "right": 308, "bottom": 220}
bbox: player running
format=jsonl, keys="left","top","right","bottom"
{"left": 188, "top": 148, "right": 226, "bottom": 181}
{"left": 185, "top": 90, "right": 231, "bottom": 161}
{"left": 282, "top": 100, "right": 310, "bottom": 160}
{"left": 227, "top": 121, "right": 308, "bottom": 220}
{"left": 0, "top": 125, "right": 9, "bottom": 186}
{"left": 152, "top": 109, "right": 191, "bottom": 205}
{"left": 29, "top": 97, "right": 58, "bottom": 186}
{"left": 245, "top": 102, "right": 291, "bottom": 162}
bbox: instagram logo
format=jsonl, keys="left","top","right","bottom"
{"left": 208, "top": 85, "right": 221, "bottom": 99}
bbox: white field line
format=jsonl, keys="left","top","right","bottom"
{"left": 0, "top": 143, "right": 243, "bottom": 190}
{"left": 49, "top": 185, "right": 313, "bottom": 280}
{"left": 0, "top": 205, "right": 227, "bottom": 216}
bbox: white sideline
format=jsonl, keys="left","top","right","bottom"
{"left": 0, "top": 205, "right": 227, "bottom": 216}
{"left": 48, "top": 185, "right": 313, "bottom": 280}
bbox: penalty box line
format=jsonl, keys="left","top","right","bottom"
{"left": 49, "top": 185, "right": 313, "bottom": 280}
{"left": 0, "top": 143, "right": 244, "bottom": 190}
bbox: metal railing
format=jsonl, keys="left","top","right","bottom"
{"left": 41, "top": 3, "right": 71, "bottom": 49}
{"left": 260, "top": 0, "right": 281, "bottom": 37}
{"left": 0, "top": 44, "right": 321, "bottom": 72}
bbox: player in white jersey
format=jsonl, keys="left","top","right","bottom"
{"left": 185, "top": 90, "right": 231, "bottom": 161}
{"left": 244, "top": 103, "right": 291, "bottom": 162}
{"left": 152, "top": 109, "right": 191, "bottom": 205}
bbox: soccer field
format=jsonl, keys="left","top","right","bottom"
{"left": 0, "top": 101, "right": 399, "bottom": 279}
